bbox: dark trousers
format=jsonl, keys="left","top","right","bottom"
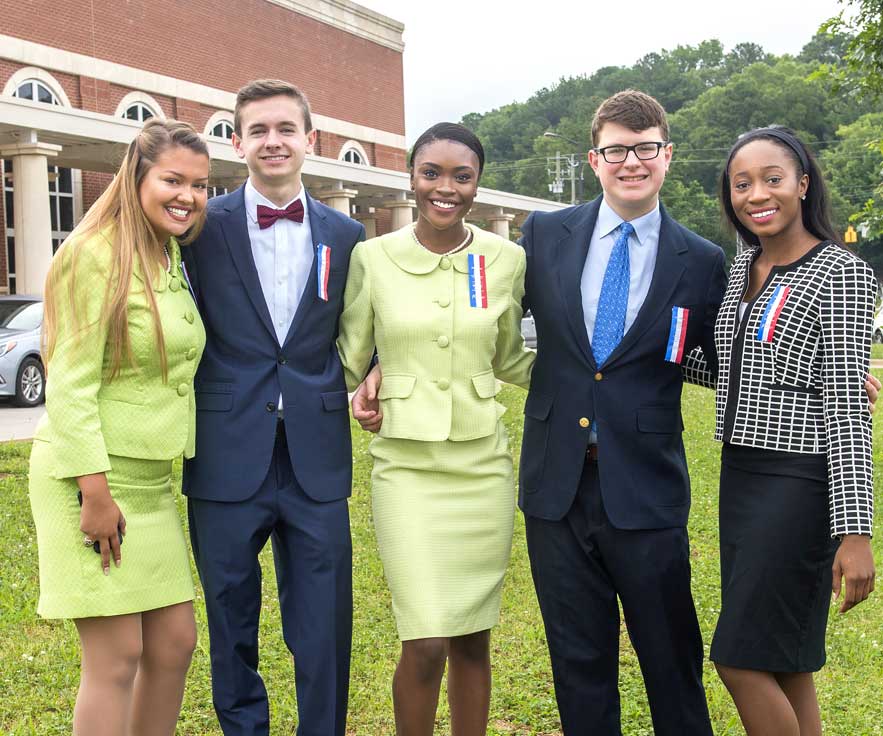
{"left": 525, "top": 456, "right": 712, "bottom": 736}
{"left": 188, "top": 421, "right": 353, "bottom": 736}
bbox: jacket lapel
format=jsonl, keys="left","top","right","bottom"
{"left": 557, "top": 199, "right": 600, "bottom": 368}
{"left": 220, "top": 186, "right": 277, "bottom": 342}
{"left": 283, "top": 191, "right": 328, "bottom": 347}
{"left": 603, "top": 205, "right": 686, "bottom": 367}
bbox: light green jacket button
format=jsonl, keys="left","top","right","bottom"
{"left": 437, "top": 378, "right": 450, "bottom": 390}
{"left": 185, "top": 311, "right": 195, "bottom": 324}
{"left": 186, "top": 348, "right": 197, "bottom": 360}
{"left": 437, "top": 336, "right": 450, "bottom": 348}
{"left": 438, "top": 297, "right": 450, "bottom": 308}
{"left": 177, "top": 383, "right": 188, "bottom": 397}
{"left": 439, "top": 257, "right": 451, "bottom": 270}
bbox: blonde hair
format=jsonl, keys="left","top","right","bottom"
{"left": 42, "top": 118, "right": 209, "bottom": 381}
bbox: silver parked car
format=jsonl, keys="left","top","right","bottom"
{"left": 521, "top": 309, "right": 537, "bottom": 349}
{"left": 0, "top": 296, "right": 45, "bottom": 406}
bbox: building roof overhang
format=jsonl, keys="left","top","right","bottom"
{"left": 0, "top": 95, "right": 567, "bottom": 219}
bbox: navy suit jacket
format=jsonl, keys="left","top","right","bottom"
{"left": 181, "top": 185, "right": 365, "bottom": 503}
{"left": 519, "top": 196, "right": 726, "bottom": 529}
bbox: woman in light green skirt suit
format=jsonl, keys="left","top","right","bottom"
{"left": 28, "top": 119, "right": 208, "bottom": 736}
{"left": 337, "top": 123, "right": 535, "bottom": 735}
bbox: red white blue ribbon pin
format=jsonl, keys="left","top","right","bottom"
{"left": 756, "top": 285, "right": 790, "bottom": 342}
{"left": 468, "top": 253, "right": 488, "bottom": 308}
{"left": 317, "top": 244, "right": 331, "bottom": 301}
{"left": 665, "top": 306, "right": 690, "bottom": 363}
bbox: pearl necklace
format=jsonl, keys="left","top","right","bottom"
{"left": 411, "top": 225, "right": 472, "bottom": 256}
{"left": 163, "top": 244, "right": 171, "bottom": 273}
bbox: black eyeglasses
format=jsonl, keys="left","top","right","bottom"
{"left": 593, "top": 141, "right": 670, "bottom": 164}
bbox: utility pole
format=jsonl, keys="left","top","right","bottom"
{"left": 546, "top": 152, "right": 580, "bottom": 204}
{"left": 547, "top": 151, "right": 564, "bottom": 201}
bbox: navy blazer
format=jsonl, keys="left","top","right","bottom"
{"left": 519, "top": 196, "right": 726, "bottom": 529}
{"left": 181, "top": 185, "right": 365, "bottom": 503}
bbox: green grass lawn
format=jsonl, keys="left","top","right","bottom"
{"left": 871, "top": 343, "right": 883, "bottom": 359}
{"left": 2, "top": 383, "right": 883, "bottom": 735}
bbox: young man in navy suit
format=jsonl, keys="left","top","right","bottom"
{"left": 182, "top": 79, "right": 365, "bottom": 736}
{"left": 518, "top": 89, "right": 724, "bottom": 735}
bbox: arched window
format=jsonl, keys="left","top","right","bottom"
{"left": 14, "top": 79, "right": 58, "bottom": 104}
{"left": 211, "top": 120, "right": 234, "bottom": 140}
{"left": 113, "top": 92, "right": 165, "bottom": 122}
{"left": 338, "top": 140, "right": 370, "bottom": 166}
{"left": 124, "top": 102, "right": 155, "bottom": 122}
{"left": 3, "top": 77, "right": 76, "bottom": 292}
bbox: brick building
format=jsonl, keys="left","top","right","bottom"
{"left": 0, "top": 0, "right": 562, "bottom": 294}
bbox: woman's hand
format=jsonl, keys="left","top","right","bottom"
{"left": 351, "top": 363, "right": 383, "bottom": 433}
{"left": 865, "top": 374, "right": 881, "bottom": 413}
{"left": 832, "top": 534, "right": 875, "bottom": 613}
{"left": 78, "top": 473, "right": 126, "bottom": 575}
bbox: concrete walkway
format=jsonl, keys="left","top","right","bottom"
{"left": 0, "top": 402, "right": 45, "bottom": 442}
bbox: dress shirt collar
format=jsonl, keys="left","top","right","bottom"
{"left": 597, "top": 198, "right": 660, "bottom": 245}
{"left": 244, "top": 178, "right": 308, "bottom": 226}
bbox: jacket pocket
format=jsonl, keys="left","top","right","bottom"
{"left": 764, "top": 383, "right": 821, "bottom": 396}
{"left": 195, "top": 392, "right": 233, "bottom": 412}
{"left": 378, "top": 373, "right": 417, "bottom": 400}
{"left": 636, "top": 406, "right": 683, "bottom": 434}
{"left": 321, "top": 390, "right": 349, "bottom": 411}
{"left": 524, "top": 390, "right": 553, "bottom": 420}
{"left": 471, "top": 369, "right": 500, "bottom": 399}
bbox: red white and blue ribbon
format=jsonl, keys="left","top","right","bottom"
{"left": 317, "top": 244, "right": 331, "bottom": 301}
{"left": 468, "top": 253, "right": 488, "bottom": 308}
{"left": 664, "top": 306, "right": 690, "bottom": 363}
{"left": 756, "top": 285, "right": 790, "bottom": 342}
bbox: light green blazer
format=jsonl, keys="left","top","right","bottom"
{"left": 337, "top": 224, "right": 534, "bottom": 442}
{"left": 34, "top": 230, "right": 206, "bottom": 479}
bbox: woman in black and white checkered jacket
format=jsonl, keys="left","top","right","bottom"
{"left": 684, "top": 126, "right": 876, "bottom": 736}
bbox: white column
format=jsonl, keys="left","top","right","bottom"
{"left": 486, "top": 207, "right": 516, "bottom": 240}
{"left": 317, "top": 182, "right": 358, "bottom": 216}
{"left": 385, "top": 191, "right": 415, "bottom": 230}
{"left": 0, "top": 139, "right": 62, "bottom": 295}
{"left": 353, "top": 206, "right": 378, "bottom": 239}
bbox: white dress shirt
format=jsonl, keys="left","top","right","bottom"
{"left": 581, "top": 198, "right": 661, "bottom": 342}
{"left": 244, "top": 179, "right": 314, "bottom": 411}
{"left": 244, "top": 178, "right": 314, "bottom": 345}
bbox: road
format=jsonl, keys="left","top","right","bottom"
{"left": 0, "top": 401, "right": 45, "bottom": 442}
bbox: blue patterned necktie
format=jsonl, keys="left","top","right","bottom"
{"left": 592, "top": 221, "right": 634, "bottom": 367}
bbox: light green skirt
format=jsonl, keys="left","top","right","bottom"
{"left": 370, "top": 422, "right": 515, "bottom": 640}
{"left": 28, "top": 439, "right": 194, "bottom": 619}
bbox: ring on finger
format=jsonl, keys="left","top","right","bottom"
{"left": 82, "top": 535, "right": 94, "bottom": 547}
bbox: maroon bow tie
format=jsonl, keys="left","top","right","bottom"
{"left": 257, "top": 199, "right": 304, "bottom": 229}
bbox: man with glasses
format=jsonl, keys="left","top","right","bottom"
{"left": 517, "top": 89, "right": 724, "bottom": 734}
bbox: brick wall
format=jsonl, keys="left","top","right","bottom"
{"left": 3, "top": 0, "right": 405, "bottom": 135}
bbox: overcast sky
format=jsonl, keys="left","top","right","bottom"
{"left": 363, "top": 0, "right": 845, "bottom": 144}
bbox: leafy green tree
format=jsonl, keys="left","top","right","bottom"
{"left": 822, "top": 0, "right": 883, "bottom": 100}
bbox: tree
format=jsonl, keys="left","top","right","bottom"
{"left": 821, "top": 0, "right": 883, "bottom": 100}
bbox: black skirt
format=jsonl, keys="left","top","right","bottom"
{"left": 710, "top": 443, "right": 838, "bottom": 672}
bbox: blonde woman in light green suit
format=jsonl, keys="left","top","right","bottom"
{"left": 28, "top": 119, "right": 208, "bottom": 736}
{"left": 337, "top": 123, "right": 534, "bottom": 736}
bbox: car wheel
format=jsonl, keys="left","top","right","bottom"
{"left": 875, "top": 329, "right": 883, "bottom": 345}
{"left": 14, "top": 357, "right": 45, "bottom": 407}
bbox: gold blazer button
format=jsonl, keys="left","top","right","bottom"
{"left": 579, "top": 417, "right": 590, "bottom": 428}
{"left": 594, "top": 372, "right": 603, "bottom": 381}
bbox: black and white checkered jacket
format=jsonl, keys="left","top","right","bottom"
{"left": 684, "top": 241, "right": 876, "bottom": 537}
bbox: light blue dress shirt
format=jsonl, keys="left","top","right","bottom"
{"left": 581, "top": 198, "right": 661, "bottom": 341}
{"left": 581, "top": 199, "right": 661, "bottom": 442}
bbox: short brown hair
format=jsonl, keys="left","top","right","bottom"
{"left": 591, "top": 89, "right": 669, "bottom": 146}
{"left": 233, "top": 79, "right": 312, "bottom": 136}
